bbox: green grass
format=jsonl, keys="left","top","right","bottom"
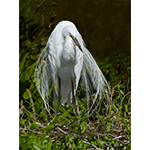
{"left": 19, "top": 49, "right": 131, "bottom": 149}
{"left": 19, "top": 89, "right": 131, "bottom": 149}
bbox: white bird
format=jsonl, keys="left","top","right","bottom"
{"left": 35, "top": 21, "right": 110, "bottom": 114}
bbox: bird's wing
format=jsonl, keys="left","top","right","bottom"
{"left": 34, "top": 43, "right": 56, "bottom": 113}
{"left": 80, "top": 46, "right": 110, "bottom": 114}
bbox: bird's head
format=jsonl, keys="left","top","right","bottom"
{"left": 62, "top": 26, "right": 83, "bottom": 52}
{"left": 69, "top": 33, "right": 83, "bottom": 52}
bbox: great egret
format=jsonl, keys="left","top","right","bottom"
{"left": 35, "top": 21, "right": 110, "bottom": 114}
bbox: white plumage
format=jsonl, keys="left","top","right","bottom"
{"left": 35, "top": 21, "right": 110, "bottom": 114}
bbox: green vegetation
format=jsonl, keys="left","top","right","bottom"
{"left": 19, "top": 1, "right": 131, "bottom": 149}
{"left": 19, "top": 50, "right": 131, "bottom": 149}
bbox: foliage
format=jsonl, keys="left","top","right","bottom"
{"left": 100, "top": 49, "right": 131, "bottom": 87}
{"left": 19, "top": 1, "right": 131, "bottom": 149}
{"left": 19, "top": 0, "right": 56, "bottom": 109}
{"left": 19, "top": 48, "right": 131, "bottom": 149}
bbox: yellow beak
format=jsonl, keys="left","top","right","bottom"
{"left": 69, "top": 33, "right": 83, "bottom": 52}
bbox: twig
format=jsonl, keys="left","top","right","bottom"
{"left": 83, "top": 140, "right": 101, "bottom": 150}
{"left": 126, "top": 69, "right": 131, "bottom": 98}
{"left": 27, "top": 89, "right": 36, "bottom": 120}
{"left": 19, "top": 99, "right": 35, "bottom": 119}
{"left": 128, "top": 94, "right": 131, "bottom": 104}
{"left": 76, "top": 100, "right": 81, "bottom": 124}
{"left": 35, "top": 122, "right": 68, "bottom": 135}
{"left": 19, "top": 106, "right": 24, "bottom": 118}
{"left": 36, "top": 122, "right": 46, "bottom": 128}
{"left": 56, "top": 127, "right": 68, "bottom": 135}
{"left": 23, "top": 107, "right": 33, "bottom": 115}
{"left": 112, "top": 135, "right": 122, "bottom": 140}
{"left": 19, "top": 100, "right": 23, "bottom": 118}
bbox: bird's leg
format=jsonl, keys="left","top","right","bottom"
{"left": 57, "top": 77, "right": 61, "bottom": 113}
{"left": 71, "top": 76, "right": 77, "bottom": 115}
{"left": 71, "top": 82, "right": 81, "bottom": 128}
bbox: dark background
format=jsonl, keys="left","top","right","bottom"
{"left": 31, "top": 0, "right": 131, "bottom": 63}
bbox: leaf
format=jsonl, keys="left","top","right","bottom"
{"left": 107, "top": 122, "right": 111, "bottom": 132}
{"left": 80, "top": 121, "right": 87, "bottom": 134}
{"left": 77, "top": 139, "right": 83, "bottom": 148}
{"left": 65, "top": 136, "right": 69, "bottom": 143}
{"left": 111, "top": 110, "right": 114, "bottom": 116}
{"left": 19, "top": 119, "right": 26, "bottom": 126}
{"left": 120, "top": 90, "right": 125, "bottom": 95}
{"left": 30, "top": 121, "right": 39, "bottom": 130}
{"left": 53, "top": 115, "right": 61, "bottom": 123}
{"left": 23, "top": 91, "right": 29, "bottom": 99}
{"left": 127, "top": 127, "right": 131, "bottom": 134}
{"left": 73, "top": 122, "right": 79, "bottom": 133}
{"left": 61, "top": 108, "right": 72, "bottom": 118}
{"left": 19, "top": 52, "right": 29, "bottom": 75}
{"left": 33, "top": 142, "right": 42, "bottom": 150}
{"left": 116, "top": 140, "right": 119, "bottom": 147}
{"left": 73, "top": 126, "right": 79, "bottom": 134}
{"left": 125, "top": 105, "right": 128, "bottom": 112}
{"left": 68, "top": 136, "right": 74, "bottom": 143}
{"left": 91, "top": 140, "right": 99, "bottom": 146}
{"left": 47, "top": 139, "right": 52, "bottom": 150}
{"left": 23, "top": 61, "right": 37, "bottom": 81}
{"left": 45, "top": 124, "right": 55, "bottom": 133}
{"left": 61, "top": 119, "right": 71, "bottom": 126}
{"left": 100, "top": 141, "right": 104, "bottom": 149}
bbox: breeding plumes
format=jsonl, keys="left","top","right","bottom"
{"left": 35, "top": 21, "right": 110, "bottom": 114}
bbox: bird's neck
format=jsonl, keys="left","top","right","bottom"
{"left": 62, "top": 36, "right": 76, "bottom": 63}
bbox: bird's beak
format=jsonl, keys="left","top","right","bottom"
{"left": 69, "top": 33, "right": 83, "bottom": 52}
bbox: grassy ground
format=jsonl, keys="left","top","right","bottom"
{"left": 19, "top": 87, "right": 131, "bottom": 149}
{"left": 19, "top": 49, "right": 131, "bottom": 149}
